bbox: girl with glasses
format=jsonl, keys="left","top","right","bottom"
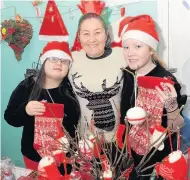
{"left": 4, "top": 41, "right": 80, "bottom": 174}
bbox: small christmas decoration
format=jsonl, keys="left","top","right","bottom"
{"left": 156, "top": 150, "right": 188, "bottom": 180}
{"left": 1, "top": 15, "right": 33, "bottom": 61}
{"left": 126, "top": 106, "right": 146, "bottom": 125}
{"left": 39, "top": 0, "right": 68, "bottom": 42}
{"left": 32, "top": 0, "right": 43, "bottom": 18}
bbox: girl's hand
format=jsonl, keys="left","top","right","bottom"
{"left": 155, "top": 82, "right": 178, "bottom": 113}
{"left": 26, "top": 101, "right": 46, "bottom": 116}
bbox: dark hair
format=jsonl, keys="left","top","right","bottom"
{"left": 78, "top": 13, "right": 111, "bottom": 48}
{"left": 28, "top": 59, "right": 81, "bottom": 118}
{"left": 29, "top": 60, "right": 46, "bottom": 101}
{"left": 28, "top": 60, "right": 81, "bottom": 118}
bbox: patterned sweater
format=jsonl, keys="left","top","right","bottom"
{"left": 69, "top": 47, "right": 126, "bottom": 142}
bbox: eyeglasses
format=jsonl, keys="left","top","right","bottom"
{"left": 48, "top": 57, "right": 70, "bottom": 65}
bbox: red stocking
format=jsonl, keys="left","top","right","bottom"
{"left": 33, "top": 102, "right": 64, "bottom": 157}
{"left": 129, "top": 76, "right": 174, "bottom": 155}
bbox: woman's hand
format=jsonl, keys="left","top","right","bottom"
{"left": 26, "top": 101, "right": 46, "bottom": 116}
{"left": 155, "top": 82, "right": 178, "bottom": 113}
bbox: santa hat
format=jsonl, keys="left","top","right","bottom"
{"left": 118, "top": 15, "right": 159, "bottom": 50}
{"left": 40, "top": 41, "right": 72, "bottom": 66}
{"left": 39, "top": 0, "right": 68, "bottom": 42}
{"left": 108, "top": 7, "right": 126, "bottom": 46}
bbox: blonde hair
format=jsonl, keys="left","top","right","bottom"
{"left": 150, "top": 48, "right": 166, "bottom": 68}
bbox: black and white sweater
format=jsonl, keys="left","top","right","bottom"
{"left": 69, "top": 47, "right": 126, "bottom": 142}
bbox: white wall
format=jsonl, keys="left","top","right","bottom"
{"left": 157, "top": 0, "right": 190, "bottom": 117}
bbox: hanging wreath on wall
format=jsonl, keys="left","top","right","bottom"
{"left": 1, "top": 15, "right": 33, "bottom": 61}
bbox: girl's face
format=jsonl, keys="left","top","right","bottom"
{"left": 44, "top": 57, "right": 70, "bottom": 80}
{"left": 123, "top": 39, "right": 154, "bottom": 73}
{"left": 78, "top": 18, "right": 107, "bottom": 58}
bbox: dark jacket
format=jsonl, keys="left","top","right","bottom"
{"left": 4, "top": 76, "right": 80, "bottom": 162}
{"left": 120, "top": 62, "right": 187, "bottom": 180}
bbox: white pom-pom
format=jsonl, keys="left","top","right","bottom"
{"left": 38, "top": 156, "right": 54, "bottom": 169}
{"left": 126, "top": 107, "right": 146, "bottom": 125}
{"left": 169, "top": 150, "right": 182, "bottom": 163}
{"left": 38, "top": 156, "right": 55, "bottom": 177}
{"left": 151, "top": 125, "right": 166, "bottom": 151}
{"left": 103, "top": 169, "right": 112, "bottom": 179}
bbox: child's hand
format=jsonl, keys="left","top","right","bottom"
{"left": 26, "top": 101, "right": 46, "bottom": 116}
{"left": 155, "top": 82, "right": 178, "bottom": 113}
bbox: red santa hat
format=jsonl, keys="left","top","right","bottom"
{"left": 39, "top": 0, "right": 68, "bottom": 42}
{"left": 40, "top": 41, "right": 72, "bottom": 66}
{"left": 118, "top": 15, "right": 159, "bottom": 50}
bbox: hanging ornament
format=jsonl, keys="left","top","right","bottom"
{"left": 126, "top": 106, "right": 146, "bottom": 125}
{"left": 103, "top": 168, "right": 112, "bottom": 180}
{"left": 108, "top": 5, "right": 126, "bottom": 48}
{"left": 156, "top": 150, "right": 188, "bottom": 180}
{"left": 120, "top": 7, "right": 125, "bottom": 17}
{"left": 32, "top": 0, "right": 43, "bottom": 18}
{"left": 38, "top": 156, "right": 62, "bottom": 179}
{"left": 1, "top": 17, "right": 33, "bottom": 61}
{"left": 149, "top": 125, "right": 166, "bottom": 151}
{"left": 39, "top": 0, "right": 69, "bottom": 42}
{"left": 77, "top": 0, "right": 105, "bottom": 15}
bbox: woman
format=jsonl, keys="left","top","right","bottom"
{"left": 4, "top": 41, "right": 80, "bottom": 171}
{"left": 119, "top": 15, "right": 186, "bottom": 179}
{"left": 69, "top": 13, "right": 126, "bottom": 142}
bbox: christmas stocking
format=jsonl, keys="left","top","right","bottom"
{"left": 150, "top": 125, "right": 166, "bottom": 151}
{"left": 33, "top": 102, "right": 64, "bottom": 158}
{"left": 38, "top": 156, "right": 62, "bottom": 180}
{"left": 155, "top": 150, "right": 188, "bottom": 180}
{"left": 129, "top": 76, "right": 174, "bottom": 155}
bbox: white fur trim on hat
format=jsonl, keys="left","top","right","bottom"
{"left": 40, "top": 49, "right": 72, "bottom": 65}
{"left": 122, "top": 30, "right": 158, "bottom": 50}
{"left": 39, "top": 35, "right": 69, "bottom": 42}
